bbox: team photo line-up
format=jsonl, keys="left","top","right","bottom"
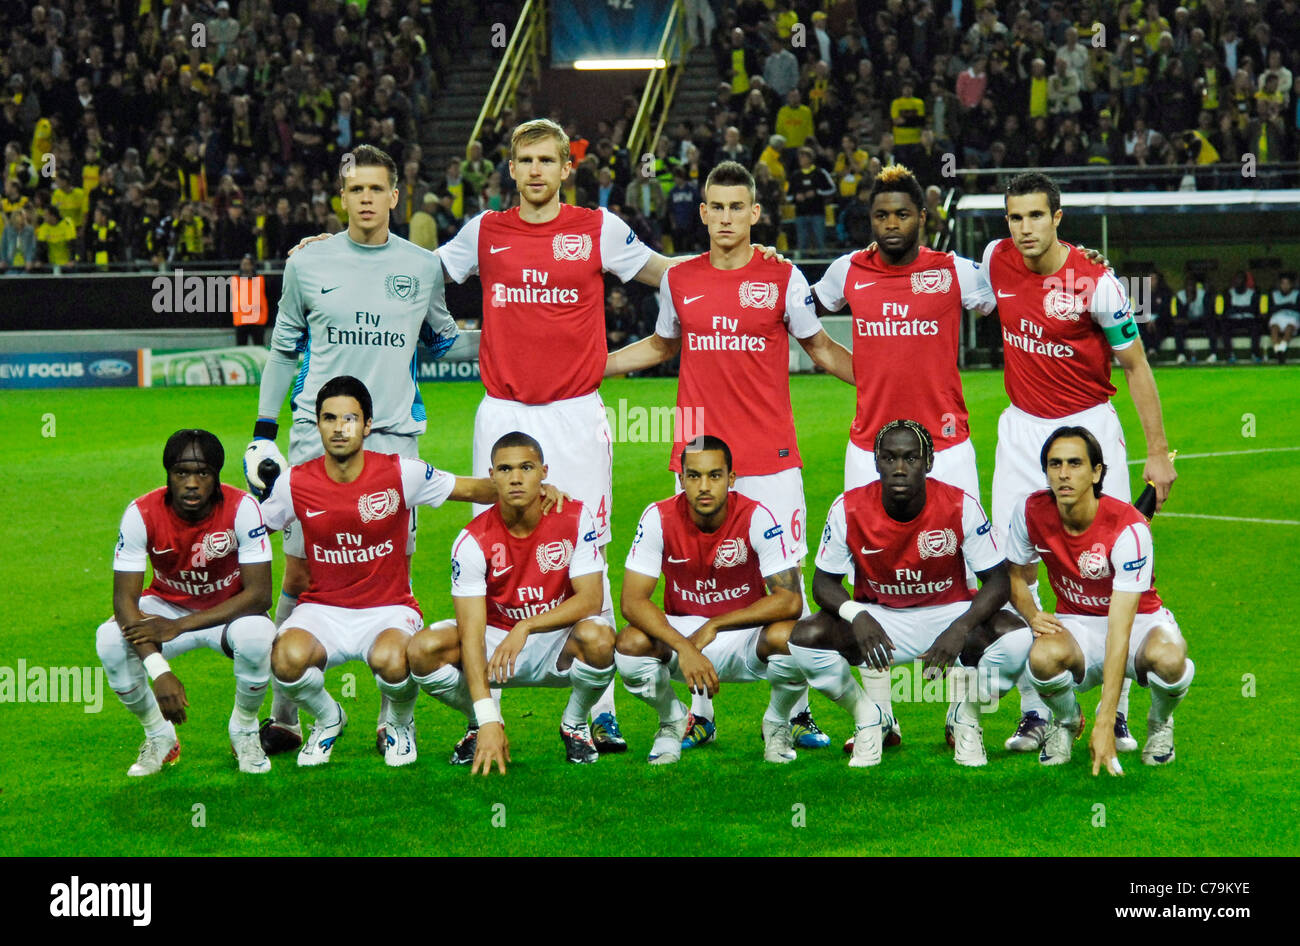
{"left": 98, "top": 119, "right": 1188, "bottom": 778}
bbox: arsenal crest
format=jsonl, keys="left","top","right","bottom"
{"left": 201, "top": 529, "right": 237, "bottom": 561}
{"left": 1077, "top": 545, "right": 1111, "bottom": 580}
{"left": 917, "top": 528, "right": 957, "bottom": 558}
{"left": 910, "top": 269, "right": 952, "bottom": 294}
{"left": 1043, "top": 287, "right": 1084, "bottom": 321}
{"left": 358, "top": 488, "right": 401, "bottom": 522}
{"left": 739, "top": 280, "right": 779, "bottom": 309}
{"left": 385, "top": 273, "right": 419, "bottom": 300}
{"left": 536, "top": 539, "right": 575, "bottom": 573}
{"left": 713, "top": 538, "right": 749, "bottom": 568}
{"left": 552, "top": 233, "right": 592, "bottom": 261}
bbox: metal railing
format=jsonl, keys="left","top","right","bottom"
{"left": 467, "top": 0, "right": 547, "bottom": 158}
{"left": 626, "top": 0, "right": 687, "bottom": 166}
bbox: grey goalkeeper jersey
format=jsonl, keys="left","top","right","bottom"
{"left": 268, "top": 231, "right": 456, "bottom": 439}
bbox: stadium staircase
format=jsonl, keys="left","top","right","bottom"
{"left": 422, "top": 26, "right": 502, "bottom": 173}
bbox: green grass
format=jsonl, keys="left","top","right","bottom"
{"left": 2, "top": 365, "right": 1297, "bottom": 856}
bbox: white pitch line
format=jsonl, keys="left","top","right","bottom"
{"left": 1128, "top": 446, "right": 1300, "bottom": 465}
{"left": 1159, "top": 512, "right": 1300, "bottom": 526}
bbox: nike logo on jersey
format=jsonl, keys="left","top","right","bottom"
{"left": 683, "top": 295, "right": 704, "bottom": 304}
{"left": 321, "top": 286, "right": 339, "bottom": 294}
{"left": 151, "top": 547, "right": 174, "bottom": 554}
{"left": 854, "top": 281, "right": 877, "bottom": 289}
{"left": 489, "top": 245, "right": 511, "bottom": 254}
{"left": 667, "top": 556, "right": 690, "bottom": 563}
{"left": 491, "top": 565, "right": 514, "bottom": 577}
{"left": 860, "top": 547, "right": 884, "bottom": 555}
{"left": 1034, "top": 545, "right": 1052, "bottom": 554}
{"left": 997, "top": 290, "right": 1015, "bottom": 298}
{"left": 305, "top": 510, "right": 327, "bottom": 518}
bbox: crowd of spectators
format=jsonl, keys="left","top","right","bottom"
{"left": 0, "top": 0, "right": 512, "bottom": 273}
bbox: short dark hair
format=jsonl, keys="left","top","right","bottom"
{"left": 868, "top": 164, "right": 925, "bottom": 213}
{"left": 1040, "top": 426, "right": 1106, "bottom": 497}
{"left": 1005, "top": 171, "right": 1061, "bottom": 214}
{"left": 491, "top": 431, "right": 544, "bottom": 464}
{"left": 874, "top": 419, "right": 934, "bottom": 469}
{"left": 316, "top": 375, "right": 373, "bottom": 422}
{"left": 680, "top": 434, "right": 733, "bottom": 472}
{"left": 339, "top": 144, "right": 398, "bottom": 191}
{"left": 703, "top": 160, "right": 755, "bottom": 202}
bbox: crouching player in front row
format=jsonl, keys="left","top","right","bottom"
{"left": 1010, "top": 427, "right": 1193, "bottom": 774}
{"left": 407, "top": 432, "right": 615, "bottom": 773}
{"left": 789, "top": 420, "right": 1033, "bottom": 768}
{"left": 97, "top": 429, "right": 276, "bottom": 776}
{"left": 258, "top": 376, "right": 507, "bottom": 768}
{"left": 615, "top": 436, "right": 807, "bottom": 765}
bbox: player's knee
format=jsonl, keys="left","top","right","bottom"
{"left": 407, "top": 627, "right": 455, "bottom": 676}
{"left": 95, "top": 619, "right": 126, "bottom": 663}
{"left": 790, "top": 611, "right": 833, "bottom": 649}
{"left": 1140, "top": 628, "right": 1188, "bottom": 683}
{"left": 573, "top": 619, "right": 615, "bottom": 667}
{"left": 615, "top": 625, "right": 654, "bottom": 657}
{"left": 1028, "top": 635, "right": 1070, "bottom": 678}
{"left": 227, "top": 615, "right": 274, "bottom": 665}
{"left": 369, "top": 633, "right": 410, "bottom": 682}
{"left": 271, "top": 630, "right": 315, "bottom": 681}
{"left": 762, "top": 620, "right": 796, "bottom": 657}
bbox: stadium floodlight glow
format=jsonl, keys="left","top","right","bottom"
{"left": 573, "top": 58, "right": 667, "bottom": 70}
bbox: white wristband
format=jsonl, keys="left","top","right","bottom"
{"left": 838, "top": 601, "right": 870, "bottom": 625}
{"left": 474, "top": 698, "right": 502, "bottom": 728}
{"left": 142, "top": 652, "right": 171, "bottom": 681}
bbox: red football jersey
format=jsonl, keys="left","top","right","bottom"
{"left": 657, "top": 253, "right": 821, "bottom": 475}
{"left": 625, "top": 491, "right": 794, "bottom": 618}
{"left": 984, "top": 239, "right": 1134, "bottom": 418}
{"left": 815, "top": 246, "right": 994, "bottom": 452}
{"left": 815, "top": 480, "right": 1002, "bottom": 608}
{"left": 1012, "top": 490, "right": 1163, "bottom": 616}
{"left": 438, "top": 204, "right": 651, "bottom": 404}
{"left": 451, "top": 502, "right": 602, "bottom": 630}
{"left": 260, "top": 452, "right": 456, "bottom": 614}
{"left": 117, "top": 484, "right": 271, "bottom": 611}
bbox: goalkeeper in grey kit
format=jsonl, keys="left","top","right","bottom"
{"left": 243, "top": 144, "right": 460, "bottom": 755}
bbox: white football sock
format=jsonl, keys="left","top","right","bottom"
{"left": 1147, "top": 658, "right": 1194, "bottom": 725}
{"left": 269, "top": 595, "right": 302, "bottom": 725}
{"left": 788, "top": 643, "right": 875, "bottom": 727}
{"left": 274, "top": 666, "right": 338, "bottom": 725}
{"left": 589, "top": 679, "right": 617, "bottom": 718}
{"left": 565, "top": 659, "right": 616, "bottom": 728}
{"left": 615, "top": 652, "right": 685, "bottom": 723}
{"left": 375, "top": 673, "right": 418, "bottom": 727}
{"left": 788, "top": 688, "right": 811, "bottom": 720}
{"left": 1028, "top": 667, "right": 1079, "bottom": 725}
{"left": 228, "top": 615, "right": 274, "bottom": 732}
{"left": 1117, "top": 677, "right": 1132, "bottom": 717}
{"left": 412, "top": 664, "right": 474, "bottom": 721}
{"left": 690, "top": 691, "right": 715, "bottom": 719}
{"left": 860, "top": 667, "right": 894, "bottom": 721}
{"left": 97, "top": 621, "right": 173, "bottom": 739}
{"left": 975, "top": 626, "right": 1033, "bottom": 708}
{"left": 763, "top": 654, "right": 804, "bottom": 726}
{"left": 1016, "top": 582, "right": 1051, "bottom": 718}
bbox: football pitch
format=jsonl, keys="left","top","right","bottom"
{"left": 2, "top": 367, "right": 1296, "bottom": 857}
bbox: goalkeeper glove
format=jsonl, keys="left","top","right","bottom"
{"left": 244, "top": 420, "right": 287, "bottom": 501}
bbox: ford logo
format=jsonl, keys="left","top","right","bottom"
{"left": 89, "top": 358, "right": 133, "bottom": 379}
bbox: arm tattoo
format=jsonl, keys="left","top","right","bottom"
{"left": 766, "top": 567, "right": 802, "bottom": 596}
